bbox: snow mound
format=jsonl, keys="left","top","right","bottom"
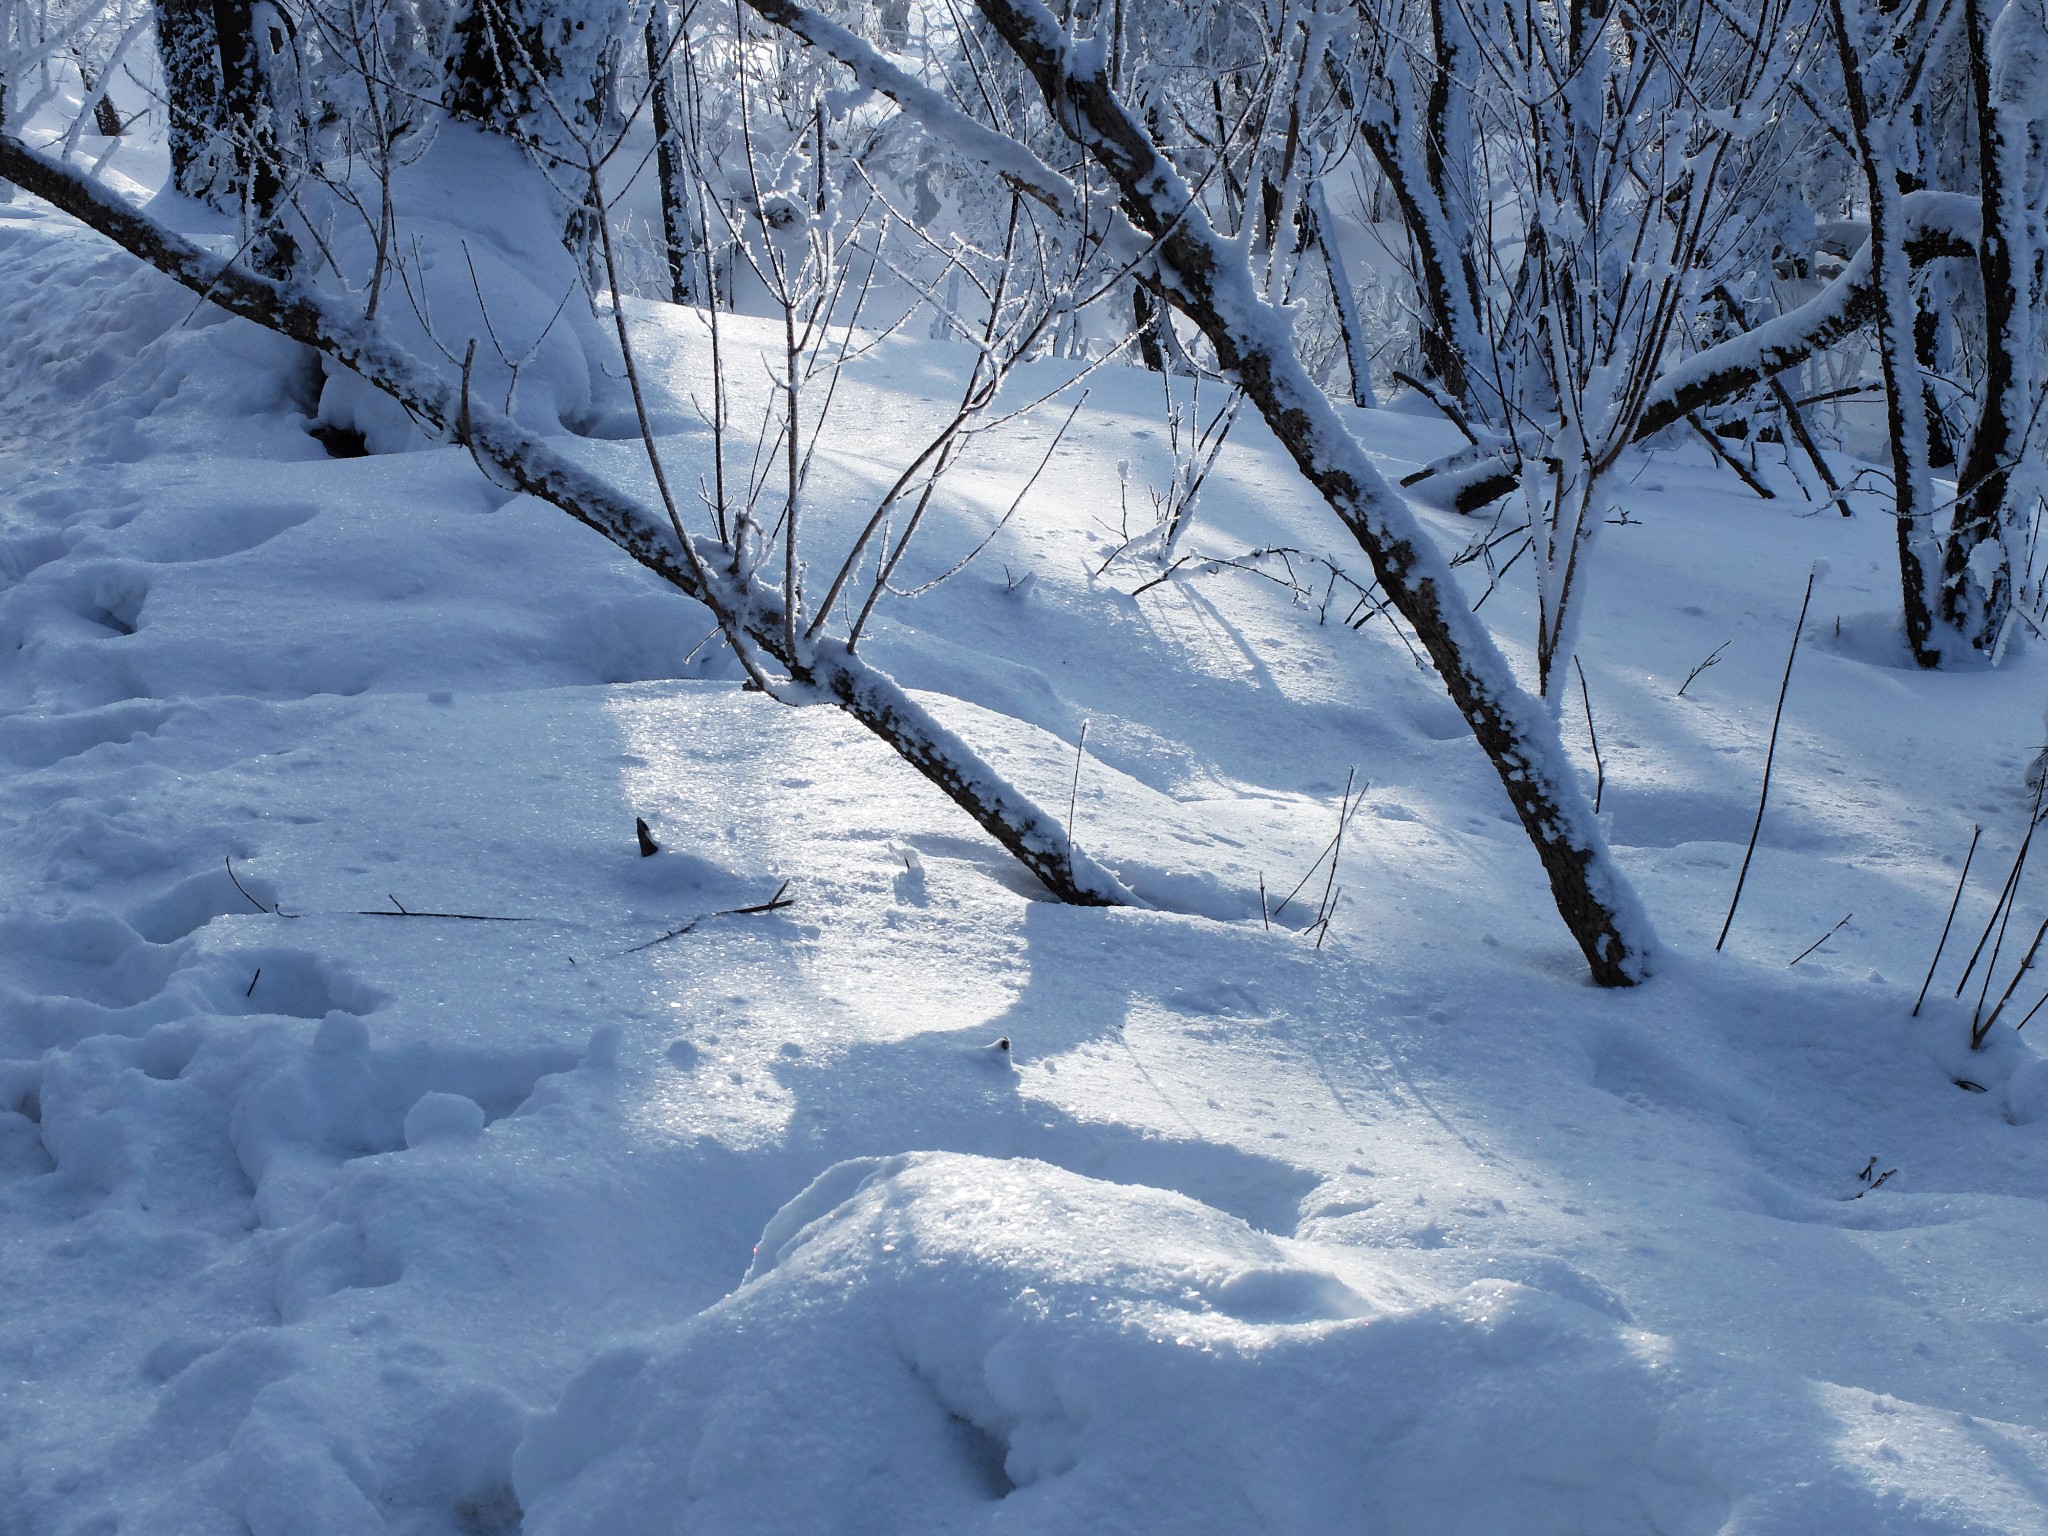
{"left": 516, "top": 1163, "right": 1679, "bottom": 1536}
{"left": 513, "top": 1152, "right": 2048, "bottom": 1536}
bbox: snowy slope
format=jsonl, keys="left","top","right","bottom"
{"left": 4, "top": 178, "right": 2048, "bottom": 1536}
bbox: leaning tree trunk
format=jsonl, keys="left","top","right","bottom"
{"left": 0, "top": 130, "right": 1130, "bottom": 911}
{"left": 736, "top": 0, "right": 1655, "bottom": 983}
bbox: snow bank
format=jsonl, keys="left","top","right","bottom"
{"left": 517, "top": 1152, "right": 2048, "bottom": 1535}
{"left": 305, "top": 126, "right": 631, "bottom": 452}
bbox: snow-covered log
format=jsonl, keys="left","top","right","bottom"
{"left": 0, "top": 130, "right": 1130, "bottom": 910}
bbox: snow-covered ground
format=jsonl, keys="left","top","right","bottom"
{"left": 5, "top": 149, "right": 2048, "bottom": 1534}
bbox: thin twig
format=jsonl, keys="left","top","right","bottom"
{"left": 2014, "top": 984, "right": 2048, "bottom": 1033}
{"left": 1976, "top": 917, "right": 2048, "bottom": 1044}
{"left": 1677, "top": 640, "right": 1729, "bottom": 698}
{"left": 357, "top": 894, "right": 534, "bottom": 922}
{"left": 1574, "top": 656, "right": 1604, "bottom": 815}
{"left": 1955, "top": 782, "right": 2046, "bottom": 998}
{"left": 1313, "top": 887, "right": 1343, "bottom": 950}
{"left": 1688, "top": 413, "right": 1776, "bottom": 499}
{"left": 1788, "top": 913, "right": 1852, "bottom": 967}
{"left": 223, "top": 855, "right": 294, "bottom": 916}
{"left": 1274, "top": 772, "right": 1365, "bottom": 924}
{"left": 1311, "top": 769, "right": 1357, "bottom": 937}
{"left": 1913, "top": 823, "right": 1981, "bottom": 1016}
{"left": 1066, "top": 719, "right": 1090, "bottom": 854}
{"left": 616, "top": 880, "right": 795, "bottom": 955}
{"left": 1718, "top": 566, "right": 1818, "bottom": 951}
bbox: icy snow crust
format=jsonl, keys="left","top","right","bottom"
{"left": 5, "top": 183, "right": 2048, "bottom": 1535}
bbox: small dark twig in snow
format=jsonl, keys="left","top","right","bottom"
{"left": 1574, "top": 657, "right": 1604, "bottom": 815}
{"left": 1788, "top": 913, "right": 1852, "bottom": 966}
{"left": 637, "top": 817, "right": 661, "bottom": 858}
{"left": 617, "top": 881, "right": 795, "bottom": 955}
{"left": 228, "top": 856, "right": 280, "bottom": 913}
{"left": 1718, "top": 566, "right": 1818, "bottom": 951}
{"left": 1914, "top": 823, "right": 1981, "bottom": 1016}
{"left": 1975, "top": 917, "right": 2048, "bottom": 1046}
{"left": 1845, "top": 1164, "right": 1897, "bottom": 1198}
{"left": 1065, "top": 720, "right": 1089, "bottom": 854}
{"left": 245, "top": 968, "right": 261, "bottom": 997}
{"left": 1676, "top": 640, "right": 1730, "bottom": 698}
{"left": 359, "top": 895, "right": 533, "bottom": 922}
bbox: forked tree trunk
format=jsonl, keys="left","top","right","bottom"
{"left": 732, "top": 0, "right": 1655, "bottom": 983}
{"left": 758, "top": 0, "right": 1648, "bottom": 981}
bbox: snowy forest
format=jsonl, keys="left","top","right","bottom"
{"left": 5, "top": 0, "right": 2048, "bottom": 1526}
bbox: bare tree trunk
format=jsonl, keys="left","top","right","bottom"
{"left": 1949, "top": 0, "right": 2025, "bottom": 652}
{"left": 1829, "top": 0, "right": 1945, "bottom": 666}
{"left": 645, "top": 4, "right": 700, "bottom": 307}
{"left": 154, "top": 0, "right": 224, "bottom": 198}
{"left": 210, "top": 0, "right": 294, "bottom": 275}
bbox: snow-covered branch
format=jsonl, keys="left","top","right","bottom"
{"left": 820, "top": 0, "right": 1657, "bottom": 984}
{"left": 0, "top": 129, "right": 1130, "bottom": 909}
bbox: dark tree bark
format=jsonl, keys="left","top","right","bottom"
{"left": 75, "top": 55, "right": 124, "bottom": 136}
{"left": 154, "top": 0, "right": 225, "bottom": 198}
{"left": 1829, "top": 0, "right": 1944, "bottom": 666}
{"left": 645, "top": 6, "right": 700, "bottom": 306}
{"left": 1949, "top": 0, "right": 2022, "bottom": 651}
{"left": 210, "top": 0, "right": 294, "bottom": 274}
{"left": 1132, "top": 280, "right": 1168, "bottom": 372}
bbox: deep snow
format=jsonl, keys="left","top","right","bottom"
{"left": 4, "top": 128, "right": 2048, "bottom": 1536}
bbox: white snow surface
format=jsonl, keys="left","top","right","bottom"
{"left": 5, "top": 152, "right": 2048, "bottom": 1536}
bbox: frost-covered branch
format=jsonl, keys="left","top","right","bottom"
{"left": 0, "top": 129, "right": 1130, "bottom": 908}
{"left": 877, "top": 0, "right": 1658, "bottom": 984}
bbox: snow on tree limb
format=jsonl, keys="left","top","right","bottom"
{"left": 768, "top": 0, "right": 1651, "bottom": 982}
{"left": 0, "top": 130, "right": 1130, "bottom": 909}
{"left": 1407, "top": 192, "right": 1981, "bottom": 513}
{"left": 733, "top": 0, "right": 1083, "bottom": 219}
